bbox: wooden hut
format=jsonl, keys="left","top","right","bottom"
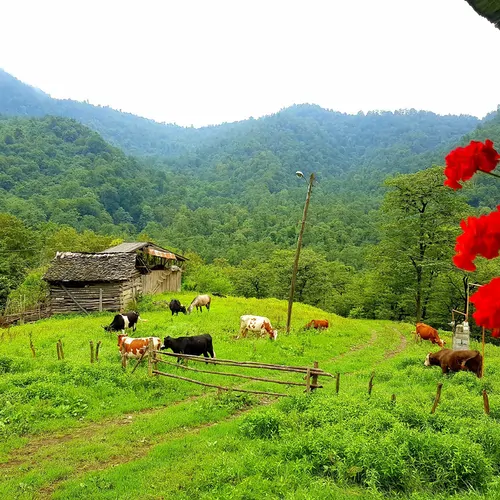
{"left": 43, "top": 242, "right": 187, "bottom": 314}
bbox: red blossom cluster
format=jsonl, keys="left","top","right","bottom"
{"left": 453, "top": 207, "right": 500, "bottom": 271}
{"left": 444, "top": 139, "right": 500, "bottom": 190}
{"left": 444, "top": 139, "right": 500, "bottom": 331}
{"left": 470, "top": 278, "right": 500, "bottom": 330}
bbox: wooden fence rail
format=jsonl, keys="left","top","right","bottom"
{"left": 149, "top": 346, "right": 332, "bottom": 397}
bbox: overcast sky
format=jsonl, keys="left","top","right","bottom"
{"left": 1, "top": 0, "right": 499, "bottom": 127}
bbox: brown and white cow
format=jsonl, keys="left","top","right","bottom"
{"left": 415, "top": 322, "right": 446, "bottom": 347}
{"left": 305, "top": 319, "right": 329, "bottom": 330}
{"left": 117, "top": 334, "right": 162, "bottom": 367}
{"left": 239, "top": 315, "right": 277, "bottom": 340}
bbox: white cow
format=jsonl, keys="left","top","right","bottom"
{"left": 239, "top": 315, "right": 278, "bottom": 340}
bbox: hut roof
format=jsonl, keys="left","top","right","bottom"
{"left": 44, "top": 252, "right": 138, "bottom": 283}
{"left": 465, "top": 0, "right": 500, "bottom": 28}
{"left": 101, "top": 241, "right": 187, "bottom": 261}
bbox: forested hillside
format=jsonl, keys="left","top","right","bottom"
{"left": 2, "top": 69, "right": 500, "bottom": 326}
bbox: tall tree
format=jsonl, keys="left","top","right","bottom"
{"left": 373, "top": 166, "right": 469, "bottom": 323}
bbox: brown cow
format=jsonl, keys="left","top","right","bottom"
{"left": 305, "top": 319, "right": 329, "bottom": 330}
{"left": 117, "top": 334, "right": 162, "bottom": 367}
{"left": 415, "top": 322, "right": 445, "bottom": 347}
{"left": 424, "top": 349, "right": 482, "bottom": 377}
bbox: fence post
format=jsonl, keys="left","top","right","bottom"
{"left": 59, "top": 340, "right": 64, "bottom": 359}
{"left": 29, "top": 333, "right": 36, "bottom": 358}
{"left": 335, "top": 372, "right": 340, "bottom": 394}
{"left": 368, "top": 372, "right": 375, "bottom": 395}
{"left": 431, "top": 382, "right": 443, "bottom": 414}
{"left": 95, "top": 341, "right": 102, "bottom": 362}
{"left": 311, "top": 361, "right": 319, "bottom": 391}
{"left": 148, "top": 338, "right": 154, "bottom": 377}
{"left": 391, "top": 394, "right": 396, "bottom": 404}
{"left": 305, "top": 367, "right": 311, "bottom": 393}
{"left": 483, "top": 389, "right": 490, "bottom": 415}
{"left": 90, "top": 341, "right": 95, "bottom": 363}
{"left": 56, "top": 340, "right": 61, "bottom": 360}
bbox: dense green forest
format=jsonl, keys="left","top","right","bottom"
{"left": 1, "top": 69, "right": 500, "bottom": 329}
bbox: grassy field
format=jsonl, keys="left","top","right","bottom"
{"left": 1, "top": 292, "right": 500, "bottom": 499}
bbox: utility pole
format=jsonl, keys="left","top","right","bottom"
{"left": 286, "top": 172, "right": 315, "bottom": 334}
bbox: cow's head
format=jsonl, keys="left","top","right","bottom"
{"left": 271, "top": 329, "right": 278, "bottom": 341}
{"left": 103, "top": 324, "right": 112, "bottom": 332}
{"left": 424, "top": 352, "right": 432, "bottom": 366}
{"left": 438, "top": 339, "right": 446, "bottom": 347}
{"left": 180, "top": 305, "right": 187, "bottom": 314}
{"left": 117, "top": 334, "right": 127, "bottom": 348}
{"left": 162, "top": 336, "right": 173, "bottom": 350}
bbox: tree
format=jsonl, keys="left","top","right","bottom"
{"left": 373, "top": 166, "right": 469, "bottom": 323}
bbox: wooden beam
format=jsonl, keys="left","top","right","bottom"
{"left": 59, "top": 284, "right": 89, "bottom": 315}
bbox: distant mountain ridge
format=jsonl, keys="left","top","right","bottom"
{"left": 0, "top": 69, "right": 482, "bottom": 162}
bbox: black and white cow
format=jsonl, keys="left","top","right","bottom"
{"left": 169, "top": 299, "right": 187, "bottom": 316}
{"left": 103, "top": 311, "right": 141, "bottom": 334}
{"left": 161, "top": 334, "right": 215, "bottom": 363}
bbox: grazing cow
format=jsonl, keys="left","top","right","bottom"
{"left": 169, "top": 299, "right": 187, "bottom": 316}
{"left": 187, "top": 294, "right": 211, "bottom": 314}
{"left": 424, "top": 349, "right": 482, "bottom": 378}
{"left": 161, "top": 334, "right": 215, "bottom": 363}
{"left": 415, "top": 322, "right": 446, "bottom": 347}
{"left": 305, "top": 319, "right": 329, "bottom": 330}
{"left": 239, "top": 315, "right": 278, "bottom": 340}
{"left": 104, "top": 311, "right": 141, "bottom": 334}
{"left": 117, "top": 334, "right": 162, "bottom": 367}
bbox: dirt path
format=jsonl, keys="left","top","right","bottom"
{"left": 35, "top": 403, "right": 261, "bottom": 499}
{"left": 0, "top": 394, "right": 203, "bottom": 472}
{"left": 330, "top": 329, "right": 378, "bottom": 362}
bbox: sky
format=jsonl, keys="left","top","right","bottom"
{"left": 1, "top": 0, "right": 500, "bottom": 127}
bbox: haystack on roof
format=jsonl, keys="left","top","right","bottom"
{"left": 44, "top": 252, "right": 137, "bottom": 282}
{"left": 465, "top": 0, "right": 500, "bottom": 28}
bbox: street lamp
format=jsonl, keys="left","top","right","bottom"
{"left": 286, "top": 171, "right": 315, "bottom": 334}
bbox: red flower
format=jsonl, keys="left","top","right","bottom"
{"left": 444, "top": 139, "right": 500, "bottom": 190}
{"left": 453, "top": 206, "right": 500, "bottom": 271}
{"left": 470, "top": 277, "right": 500, "bottom": 329}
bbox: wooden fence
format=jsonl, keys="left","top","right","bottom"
{"left": 146, "top": 339, "right": 333, "bottom": 397}
{"left": 0, "top": 305, "right": 51, "bottom": 327}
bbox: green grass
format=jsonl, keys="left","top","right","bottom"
{"left": 1, "top": 292, "right": 499, "bottom": 499}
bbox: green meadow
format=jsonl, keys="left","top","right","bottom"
{"left": 1, "top": 292, "right": 500, "bottom": 499}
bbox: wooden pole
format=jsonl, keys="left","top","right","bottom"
{"left": 481, "top": 326, "right": 485, "bottom": 378}
{"left": 148, "top": 338, "right": 154, "bottom": 377}
{"left": 431, "top": 382, "right": 443, "bottom": 414}
{"left": 305, "top": 368, "right": 311, "bottom": 393}
{"left": 156, "top": 358, "right": 322, "bottom": 388}
{"left": 483, "top": 389, "right": 490, "bottom": 415}
{"left": 132, "top": 348, "right": 148, "bottom": 374}
{"left": 286, "top": 172, "right": 314, "bottom": 334}
{"left": 157, "top": 351, "right": 332, "bottom": 376}
{"left": 311, "top": 361, "right": 319, "bottom": 392}
{"left": 153, "top": 369, "right": 289, "bottom": 397}
{"left": 90, "top": 341, "right": 95, "bottom": 363}
{"left": 391, "top": 394, "right": 396, "bottom": 404}
{"left": 335, "top": 372, "right": 340, "bottom": 394}
{"left": 59, "top": 339, "right": 64, "bottom": 359}
{"left": 95, "top": 341, "right": 102, "bottom": 361}
{"left": 56, "top": 341, "right": 61, "bottom": 360}
{"left": 29, "top": 333, "right": 36, "bottom": 358}
{"left": 368, "top": 372, "right": 375, "bottom": 395}
{"left": 99, "top": 288, "right": 103, "bottom": 312}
